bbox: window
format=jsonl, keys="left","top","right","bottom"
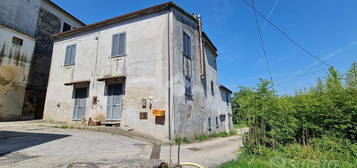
{"left": 12, "top": 36, "right": 23, "bottom": 46}
{"left": 62, "top": 22, "right": 71, "bottom": 32}
{"left": 211, "top": 81, "right": 214, "bottom": 95}
{"left": 208, "top": 117, "right": 211, "bottom": 131}
{"left": 226, "top": 92, "right": 230, "bottom": 106}
{"left": 216, "top": 116, "right": 219, "bottom": 129}
{"left": 112, "top": 33, "right": 126, "bottom": 57}
{"left": 183, "top": 32, "right": 192, "bottom": 97}
{"left": 185, "top": 76, "right": 192, "bottom": 95}
{"left": 183, "top": 31, "right": 191, "bottom": 58}
{"left": 64, "top": 44, "right": 76, "bottom": 66}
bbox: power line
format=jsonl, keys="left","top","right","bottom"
{"left": 251, "top": 0, "right": 274, "bottom": 86}
{"left": 242, "top": 0, "right": 332, "bottom": 68}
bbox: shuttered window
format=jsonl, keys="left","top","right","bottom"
{"left": 64, "top": 44, "right": 76, "bottom": 66}
{"left": 185, "top": 76, "right": 192, "bottom": 95}
{"left": 112, "top": 32, "right": 126, "bottom": 57}
{"left": 211, "top": 80, "right": 214, "bottom": 95}
{"left": 183, "top": 31, "right": 191, "bottom": 58}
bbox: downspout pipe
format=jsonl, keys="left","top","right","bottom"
{"left": 197, "top": 15, "right": 205, "bottom": 79}
{"left": 167, "top": 8, "right": 172, "bottom": 140}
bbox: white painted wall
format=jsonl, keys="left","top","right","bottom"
{"left": 0, "top": 25, "right": 35, "bottom": 120}
{"left": 44, "top": 11, "right": 170, "bottom": 140}
{"left": 44, "top": 7, "right": 233, "bottom": 140}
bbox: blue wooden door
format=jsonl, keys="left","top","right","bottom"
{"left": 73, "top": 87, "right": 88, "bottom": 120}
{"left": 107, "top": 84, "right": 123, "bottom": 120}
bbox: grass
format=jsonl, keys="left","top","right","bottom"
{"left": 175, "top": 131, "right": 238, "bottom": 144}
{"left": 219, "top": 137, "right": 357, "bottom": 168}
{"left": 175, "top": 137, "right": 191, "bottom": 144}
{"left": 234, "top": 123, "right": 247, "bottom": 129}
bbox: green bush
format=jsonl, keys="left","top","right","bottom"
{"left": 225, "top": 62, "right": 357, "bottom": 167}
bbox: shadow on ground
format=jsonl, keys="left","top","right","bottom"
{"left": 0, "top": 131, "right": 70, "bottom": 156}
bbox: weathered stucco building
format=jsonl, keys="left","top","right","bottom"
{"left": 0, "top": 0, "right": 85, "bottom": 120}
{"left": 0, "top": 25, "right": 35, "bottom": 120}
{"left": 44, "top": 2, "right": 233, "bottom": 140}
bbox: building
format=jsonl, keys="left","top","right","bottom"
{"left": 44, "top": 2, "right": 233, "bottom": 140}
{"left": 0, "top": 25, "right": 35, "bottom": 120}
{"left": 0, "top": 0, "right": 85, "bottom": 120}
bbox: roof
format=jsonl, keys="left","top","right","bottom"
{"left": 46, "top": 0, "right": 86, "bottom": 26}
{"left": 52, "top": 2, "right": 198, "bottom": 40}
{"left": 202, "top": 32, "right": 217, "bottom": 52}
{"left": 0, "top": 24, "right": 36, "bottom": 40}
{"left": 219, "top": 85, "right": 233, "bottom": 93}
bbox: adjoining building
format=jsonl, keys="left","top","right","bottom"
{"left": 0, "top": 24, "right": 35, "bottom": 120}
{"left": 44, "top": 2, "right": 233, "bottom": 140}
{"left": 0, "top": 0, "right": 85, "bottom": 120}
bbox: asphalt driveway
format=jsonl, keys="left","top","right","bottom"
{"left": 0, "top": 121, "right": 153, "bottom": 168}
{"left": 0, "top": 120, "right": 243, "bottom": 168}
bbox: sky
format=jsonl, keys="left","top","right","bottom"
{"left": 53, "top": 0, "right": 357, "bottom": 95}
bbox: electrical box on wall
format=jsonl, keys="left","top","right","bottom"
{"left": 152, "top": 109, "right": 165, "bottom": 117}
{"left": 140, "top": 112, "right": 148, "bottom": 120}
{"left": 141, "top": 98, "right": 146, "bottom": 108}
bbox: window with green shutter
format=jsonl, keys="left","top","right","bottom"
{"left": 112, "top": 32, "right": 126, "bottom": 57}
{"left": 64, "top": 44, "right": 76, "bottom": 66}
{"left": 183, "top": 31, "right": 191, "bottom": 58}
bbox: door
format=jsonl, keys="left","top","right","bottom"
{"left": 73, "top": 87, "right": 88, "bottom": 120}
{"left": 106, "top": 84, "right": 123, "bottom": 120}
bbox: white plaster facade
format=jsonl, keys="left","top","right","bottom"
{"left": 44, "top": 2, "right": 233, "bottom": 141}
{"left": 0, "top": 25, "right": 35, "bottom": 120}
{"left": 0, "top": 0, "right": 85, "bottom": 120}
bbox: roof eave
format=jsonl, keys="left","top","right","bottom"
{"left": 45, "top": 0, "right": 85, "bottom": 26}
{"left": 52, "top": 2, "right": 198, "bottom": 40}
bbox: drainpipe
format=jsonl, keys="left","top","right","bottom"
{"left": 197, "top": 15, "right": 205, "bottom": 79}
{"left": 167, "top": 8, "right": 172, "bottom": 140}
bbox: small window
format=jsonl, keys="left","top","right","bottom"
{"left": 64, "top": 44, "right": 76, "bottom": 66}
{"left": 112, "top": 33, "right": 126, "bottom": 57}
{"left": 211, "top": 81, "right": 214, "bottom": 95}
{"left": 12, "top": 36, "right": 23, "bottom": 46}
{"left": 185, "top": 76, "right": 192, "bottom": 95}
{"left": 216, "top": 116, "right": 219, "bottom": 129}
{"left": 62, "top": 22, "right": 71, "bottom": 32}
{"left": 226, "top": 92, "right": 229, "bottom": 106}
{"left": 183, "top": 31, "right": 191, "bottom": 58}
{"left": 208, "top": 117, "right": 211, "bottom": 131}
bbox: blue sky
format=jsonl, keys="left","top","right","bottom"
{"left": 53, "top": 0, "right": 356, "bottom": 95}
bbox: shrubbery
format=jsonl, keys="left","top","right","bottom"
{"left": 223, "top": 62, "right": 357, "bottom": 167}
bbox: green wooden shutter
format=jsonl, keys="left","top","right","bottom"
{"left": 70, "top": 45, "right": 76, "bottom": 65}
{"left": 187, "top": 35, "right": 191, "bottom": 58}
{"left": 64, "top": 46, "right": 71, "bottom": 65}
{"left": 119, "top": 33, "right": 126, "bottom": 55}
{"left": 112, "top": 34, "right": 119, "bottom": 56}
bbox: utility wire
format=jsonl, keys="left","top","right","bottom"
{"left": 242, "top": 0, "right": 332, "bottom": 68}
{"left": 251, "top": 0, "right": 274, "bottom": 86}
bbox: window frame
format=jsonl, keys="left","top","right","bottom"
{"left": 62, "top": 22, "right": 71, "bottom": 32}
{"left": 64, "top": 44, "right": 77, "bottom": 66}
{"left": 183, "top": 31, "right": 191, "bottom": 59}
{"left": 211, "top": 81, "right": 214, "bottom": 96}
{"left": 12, "top": 36, "right": 23, "bottom": 46}
{"left": 111, "top": 32, "right": 127, "bottom": 57}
